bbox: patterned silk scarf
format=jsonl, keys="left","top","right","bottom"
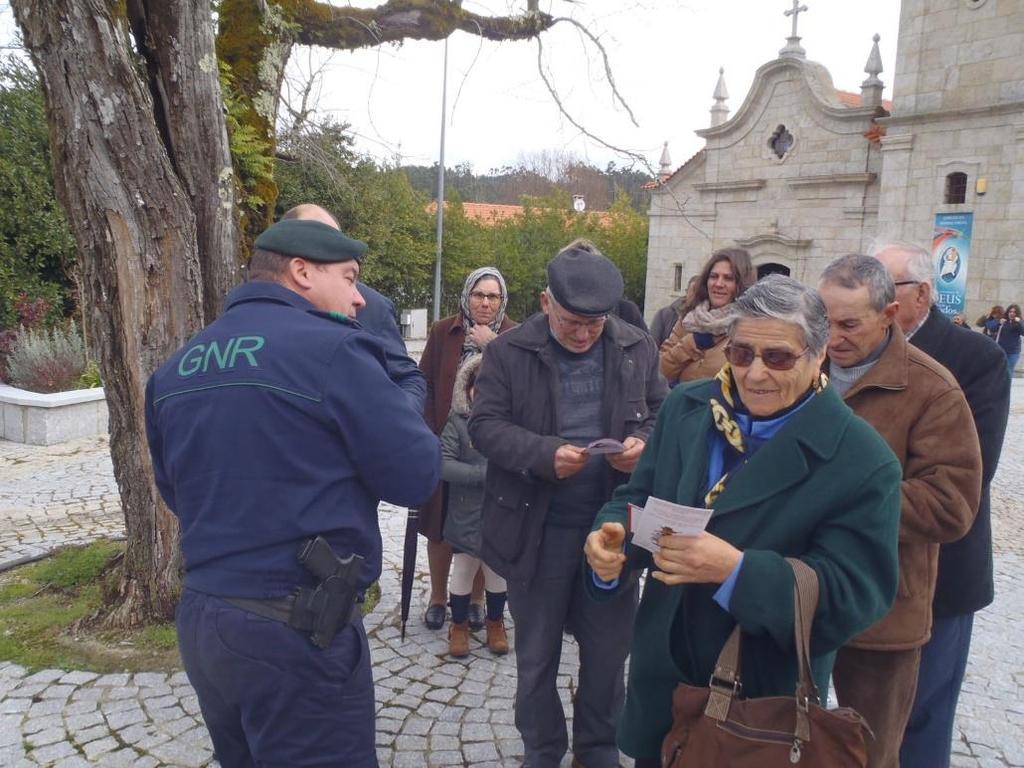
{"left": 704, "top": 364, "right": 828, "bottom": 506}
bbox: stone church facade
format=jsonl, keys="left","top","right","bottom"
{"left": 876, "top": 0, "right": 1024, "bottom": 319}
{"left": 644, "top": 0, "right": 1023, "bottom": 325}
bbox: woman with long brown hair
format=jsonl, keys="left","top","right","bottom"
{"left": 659, "top": 248, "right": 756, "bottom": 384}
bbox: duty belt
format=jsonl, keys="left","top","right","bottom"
{"left": 224, "top": 594, "right": 360, "bottom": 632}
{"left": 225, "top": 535, "right": 365, "bottom": 649}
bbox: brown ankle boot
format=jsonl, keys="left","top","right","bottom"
{"left": 448, "top": 621, "right": 470, "bottom": 658}
{"left": 485, "top": 618, "right": 509, "bottom": 655}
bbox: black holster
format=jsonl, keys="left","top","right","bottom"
{"left": 289, "top": 536, "right": 364, "bottom": 649}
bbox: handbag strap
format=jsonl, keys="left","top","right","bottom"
{"left": 705, "top": 557, "right": 821, "bottom": 744}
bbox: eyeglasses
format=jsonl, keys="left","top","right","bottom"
{"left": 724, "top": 344, "right": 809, "bottom": 371}
{"left": 551, "top": 307, "right": 607, "bottom": 333}
{"left": 893, "top": 280, "right": 920, "bottom": 288}
{"left": 469, "top": 291, "right": 503, "bottom": 303}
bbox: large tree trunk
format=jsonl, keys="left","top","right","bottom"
{"left": 10, "top": 0, "right": 556, "bottom": 628}
{"left": 11, "top": 0, "right": 214, "bottom": 626}
{"left": 128, "top": 0, "right": 240, "bottom": 321}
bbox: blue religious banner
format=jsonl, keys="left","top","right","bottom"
{"left": 932, "top": 212, "right": 973, "bottom": 318}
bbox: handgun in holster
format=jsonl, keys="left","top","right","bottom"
{"left": 289, "top": 535, "right": 364, "bottom": 649}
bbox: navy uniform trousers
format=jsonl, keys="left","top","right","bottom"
{"left": 177, "top": 589, "right": 376, "bottom": 768}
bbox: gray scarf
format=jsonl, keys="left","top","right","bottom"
{"left": 681, "top": 300, "right": 733, "bottom": 336}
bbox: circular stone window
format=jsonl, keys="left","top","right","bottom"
{"left": 769, "top": 124, "right": 795, "bottom": 160}
{"left": 964, "top": 0, "right": 989, "bottom": 8}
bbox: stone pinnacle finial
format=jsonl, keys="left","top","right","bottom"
{"left": 658, "top": 142, "right": 672, "bottom": 179}
{"left": 779, "top": 0, "right": 808, "bottom": 58}
{"left": 863, "top": 33, "right": 884, "bottom": 86}
{"left": 714, "top": 67, "right": 729, "bottom": 102}
{"left": 711, "top": 67, "right": 730, "bottom": 126}
{"left": 860, "top": 33, "right": 884, "bottom": 107}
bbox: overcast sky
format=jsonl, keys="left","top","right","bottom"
{"left": 1, "top": 1, "right": 902, "bottom": 178}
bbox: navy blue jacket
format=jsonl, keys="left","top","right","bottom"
{"left": 357, "top": 283, "right": 426, "bottom": 413}
{"left": 145, "top": 281, "right": 441, "bottom": 597}
{"left": 911, "top": 306, "right": 1009, "bottom": 616}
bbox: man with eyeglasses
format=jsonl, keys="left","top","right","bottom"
{"left": 469, "top": 242, "right": 667, "bottom": 768}
{"left": 874, "top": 242, "right": 1009, "bottom": 768}
{"left": 818, "top": 253, "right": 982, "bottom": 768}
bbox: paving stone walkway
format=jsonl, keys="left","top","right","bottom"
{"left": 1, "top": 385, "right": 1023, "bottom": 766}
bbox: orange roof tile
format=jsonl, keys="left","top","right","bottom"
{"left": 427, "top": 200, "right": 613, "bottom": 227}
{"left": 836, "top": 89, "right": 893, "bottom": 111}
{"left": 644, "top": 149, "right": 707, "bottom": 190}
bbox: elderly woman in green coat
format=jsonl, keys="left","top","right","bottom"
{"left": 584, "top": 275, "right": 902, "bottom": 767}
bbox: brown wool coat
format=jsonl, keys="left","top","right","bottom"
{"left": 839, "top": 328, "right": 982, "bottom": 650}
{"left": 658, "top": 319, "right": 728, "bottom": 383}
{"left": 417, "top": 313, "right": 516, "bottom": 541}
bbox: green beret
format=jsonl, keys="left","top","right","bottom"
{"left": 254, "top": 219, "right": 367, "bottom": 263}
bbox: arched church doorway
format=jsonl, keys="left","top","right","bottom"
{"left": 757, "top": 262, "right": 791, "bottom": 278}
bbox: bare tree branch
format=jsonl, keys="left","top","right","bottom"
{"left": 280, "top": 46, "right": 337, "bottom": 133}
{"left": 287, "top": 0, "right": 556, "bottom": 50}
{"left": 535, "top": 37, "right": 648, "bottom": 167}
{"left": 551, "top": 16, "right": 638, "bottom": 127}
{"left": 450, "top": 18, "right": 485, "bottom": 125}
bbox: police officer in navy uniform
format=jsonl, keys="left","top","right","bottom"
{"left": 145, "top": 218, "right": 441, "bottom": 767}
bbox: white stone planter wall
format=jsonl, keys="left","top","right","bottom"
{"left": 0, "top": 330, "right": 424, "bottom": 446}
{"left": 0, "top": 384, "right": 108, "bottom": 445}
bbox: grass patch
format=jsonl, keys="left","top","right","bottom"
{"left": 0, "top": 541, "right": 382, "bottom": 673}
{"left": 0, "top": 540, "right": 181, "bottom": 673}
{"left": 32, "top": 539, "right": 121, "bottom": 588}
{"left": 363, "top": 581, "right": 380, "bottom": 615}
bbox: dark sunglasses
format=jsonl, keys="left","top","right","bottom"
{"left": 724, "top": 344, "right": 809, "bottom": 371}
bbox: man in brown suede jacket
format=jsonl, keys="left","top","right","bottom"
{"left": 818, "top": 254, "right": 982, "bottom": 768}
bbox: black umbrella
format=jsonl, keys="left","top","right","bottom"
{"left": 399, "top": 506, "right": 419, "bottom": 640}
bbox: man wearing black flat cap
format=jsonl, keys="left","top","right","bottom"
{"left": 145, "top": 218, "right": 441, "bottom": 768}
{"left": 470, "top": 239, "right": 667, "bottom": 768}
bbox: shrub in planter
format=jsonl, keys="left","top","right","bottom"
{"left": 77, "top": 359, "right": 102, "bottom": 389}
{"left": 6, "top": 324, "right": 87, "bottom": 393}
{"left": 0, "top": 328, "right": 16, "bottom": 382}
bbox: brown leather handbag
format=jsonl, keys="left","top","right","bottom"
{"left": 660, "top": 559, "right": 872, "bottom": 767}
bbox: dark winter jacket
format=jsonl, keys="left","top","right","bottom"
{"left": 440, "top": 355, "right": 487, "bottom": 555}
{"left": 145, "top": 281, "right": 441, "bottom": 596}
{"left": 417, "top": 312, "right": 517, "bottom": 541}
{"left": 649, "top": 297, "right": 683, "bottom": 349}
{"left": 356, "top": 283, "right": 426, "bottom": 413}
{"left": 468, "top": 312, "right": 668, "bottom": 582}
{"left": 995, "top": 317, "right": 1023, "bottom": 355}
{"left": 911, "top": 306, "right": 1009, "bottom": 617}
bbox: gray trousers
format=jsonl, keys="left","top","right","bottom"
{"left": 507, "top": 525, "right": 638, "bottom": 768}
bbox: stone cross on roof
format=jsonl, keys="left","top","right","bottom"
{"left": 785, "top": 0, "right": 808, "bottom": 38}
{"left": 780, "top": 0, "right": 808, "bottom": 58}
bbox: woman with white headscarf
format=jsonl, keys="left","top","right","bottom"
{"left": 418, "top": 267, "right": 516, "bottom": 631}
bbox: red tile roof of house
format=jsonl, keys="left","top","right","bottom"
{"left": 427, "top": 201, "right": 613, "bottom": 226}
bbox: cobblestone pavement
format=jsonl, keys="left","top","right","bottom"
{"left": 2, "top": 386, "right": 1024, "bottom": 767}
